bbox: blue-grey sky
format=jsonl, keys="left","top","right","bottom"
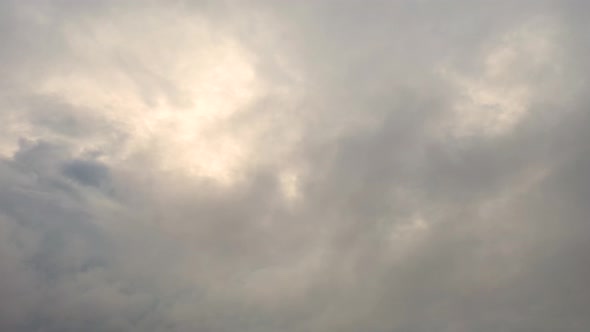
{"left": 1, "top": 1, "right": 590, "bottom": 331}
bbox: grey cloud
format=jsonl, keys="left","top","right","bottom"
{"left": 0, "top": 1, "right": 589, "bottom": 332}
{"left": 62, "top": 159, "right": 110, "bottom": 188}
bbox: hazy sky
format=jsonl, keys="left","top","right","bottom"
{"left": 1, "top": 1, "right": 590, "bottom": 331}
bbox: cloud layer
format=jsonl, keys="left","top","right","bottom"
{"left": 1, "top": 1, "right": 590, "bottom": 331}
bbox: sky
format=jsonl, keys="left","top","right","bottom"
{"left": 1, "top": 0, "right": 590, "bottom": 331}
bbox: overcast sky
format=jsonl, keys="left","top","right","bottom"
{"left": 1, "top": 1, "right": 590, "bottom": 331}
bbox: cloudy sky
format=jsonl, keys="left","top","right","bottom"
{"left": 1, "top": 0, "right": 590, "bottom": 331}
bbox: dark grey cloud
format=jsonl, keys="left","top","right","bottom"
{"left": 0, "top": 1, "right": 589, "bottom": 331}
{"left": 62, "top": 159, "right": 110, "bottom": 188}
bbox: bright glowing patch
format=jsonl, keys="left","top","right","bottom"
{"left": 34, "top": 9, "right": 266, "bottom": 184}
{"left": 279, "top": 168, "right": 302, "bottom": 203}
